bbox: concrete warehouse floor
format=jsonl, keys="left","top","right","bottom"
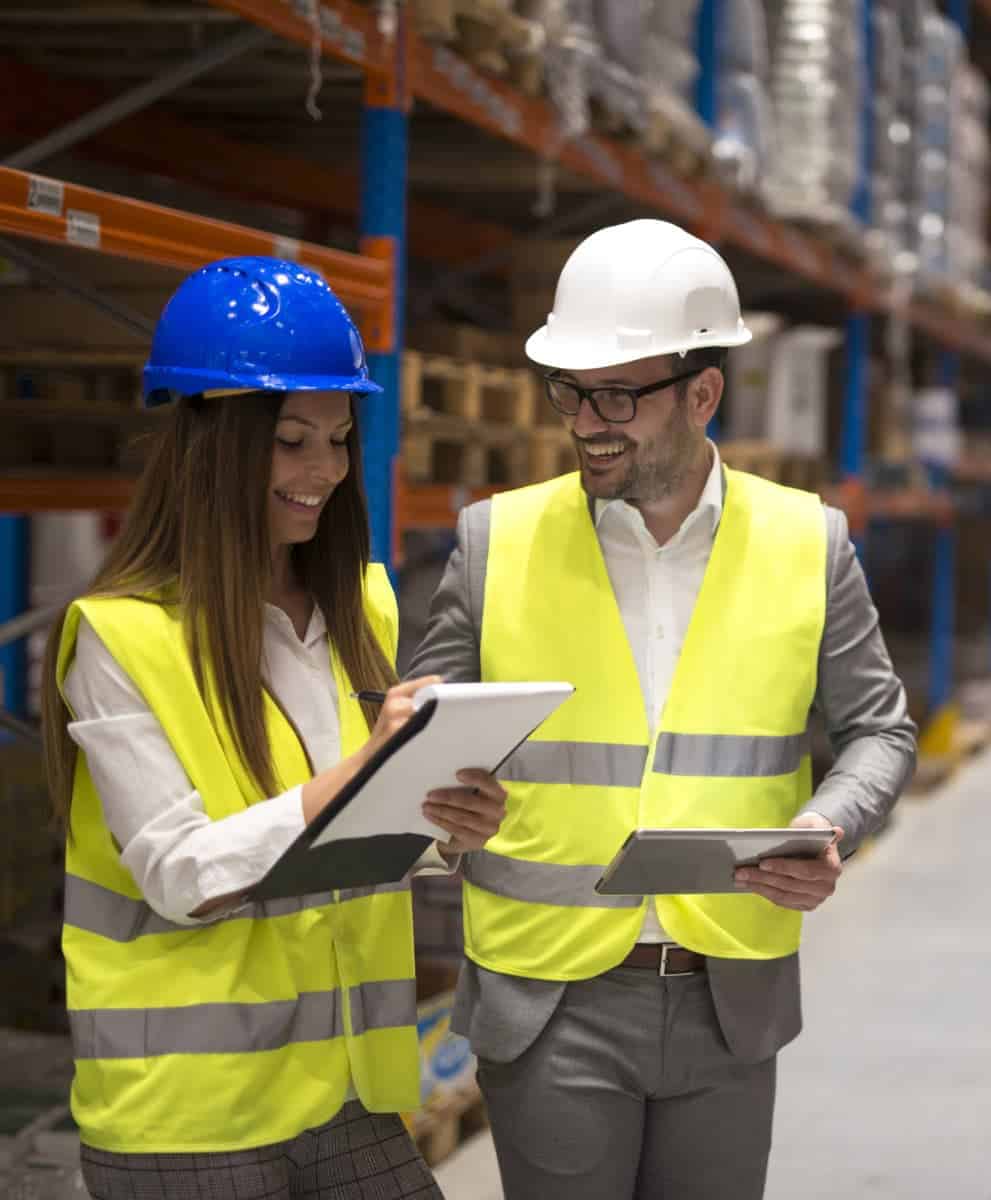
{"left": 435, "top": 747, "right": 991, "bottom": 1199}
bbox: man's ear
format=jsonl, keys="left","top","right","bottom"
{"left": 690, "top": 367, "right": 725, "bottom": 429}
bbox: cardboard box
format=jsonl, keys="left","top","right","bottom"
{"left": 766, "top": 326, "right": 842, "bottom": 457}
{"left": 724, "top": 312, "right": 783, "bottom": 440}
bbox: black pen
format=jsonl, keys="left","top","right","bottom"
{"left": 350, "top": 690, "right": 387, "bottom": 703}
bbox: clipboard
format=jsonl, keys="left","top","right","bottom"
{"left": 248, "top": 681, "right": 575, "bottom": 902}
{"left": 594, "top": 827, "right": 836, "bottom": 896}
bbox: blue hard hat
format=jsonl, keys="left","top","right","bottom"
{"left": 143, "top": 256, "right": 382, "bottom": 406}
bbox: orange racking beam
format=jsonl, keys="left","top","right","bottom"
{"left": 0, "top": 55, "right": 512, "bottom": 270}
{"left": 208, "top": 1, "right": 872, "bottom": 294}
{"left": 210, "top": 0, "right": 991, "bottom": 362}
{"left": 0, "top": 475, "right": 135, "bottom": 513}
{"left": 209, "top": 0, "right": 390, "bottom": 73}
{"left": 0, "top": 165, "right": 393, "bottom": 350}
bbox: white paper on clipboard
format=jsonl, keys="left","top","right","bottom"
{"left": 309, "top": 681, "right": 575, "bottom": 846}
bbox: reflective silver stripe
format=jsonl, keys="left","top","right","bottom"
{"left": 348, "top": 979, "right": 417, "bottom": 1037}
{"left": 464, "top": 850, "right": 641, "bottom": 909}
{"left": 652, "top": 732, "right": 809, "bottom": 778}
{"left": 499, "top": 741, "right": 647, "bottom": 788}
{"left": 69, "top": 990, "right": 344, "bottom": 1060}
{"left": 338, "top": 880, "right": 411, "bottom": 902}
{"left": 63, "top": 874, "right": 334, "bottom": 943}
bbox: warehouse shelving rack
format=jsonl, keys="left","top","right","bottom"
{"left": 1, "top": 0, "right": 989, "bottom": 732}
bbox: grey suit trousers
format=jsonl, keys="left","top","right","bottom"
{"left": 475, "top": 966, "right": 775, "bottom": 1200}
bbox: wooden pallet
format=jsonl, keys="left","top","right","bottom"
{"left": 402, "top": 350, "right": 538, "bottom": 427}
{"left": 0, "top": 400, "right": 157, "bottom": 473}
{"left": 412, "top": 1078, "right": 489, "bottom": 1168}
{"left": 642, "top": 99, "right": 713, "bottom": 178}
{"left": 790, "top": 216, "right": 869, "bottom": 261}
{"left": 719, "top": 440, "right": 827, "bottom": 492}
{"left": 404, "top": 412, "right": 532, "bottom": 487}
{"left": 407, "top": 322, "right": 528, "bottom": 369}
{"left": 0, "top": 360, "right": 142, "bottom": 410}
{"left": 411, "top": 0, "right": 543, "bottom": 84}
{"left": 530, "top": 426, "right": 576, "bottom": 482}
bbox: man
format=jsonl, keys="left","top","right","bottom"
{"left": 409, "top": 220, "right": 916, "bottom": 1199}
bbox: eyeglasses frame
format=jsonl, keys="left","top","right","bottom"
{"left": 542, "top": 367, "right": 706, "bottom": 424}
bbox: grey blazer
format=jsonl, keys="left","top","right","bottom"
{"left": 407, "top": 485, "right": 917, "bottom": 1064}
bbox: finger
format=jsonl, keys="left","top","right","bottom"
{"left": 423, "top": 797, "right": 503, "bottom": 831}
{"left": 744, "top": 880, "right": 829, "bottom": 911}
{"left": 428, "top": 785, "right": 507, "bottom": 814}
{"left": 387, "top": 675, "right": 443, "bottom": 700}
{"left": 423, "top": 801, "right": 501, "bottom": 838}
{"left": 738, "top": 866, "right": 836, "bottom": 897}
{"left": 424, "top": 815, "right": 489, "bottom": 850}
{"left": 382, "top": 697, "right": 415, "bottom": 720}
{"left": 422, "top": 796, "right": 501, "bottom": 835}
{"left": 755, "top": 856, "right": 841, "bottom": 882}
{"left": 454, "top": 769, "right": 507, "bottom": 799}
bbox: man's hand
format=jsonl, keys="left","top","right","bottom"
{"left": 423, "top": 768, "right": 507, "bottom": 855}
{"left": 734, "top": 813, "right": 844, "bottom": 912}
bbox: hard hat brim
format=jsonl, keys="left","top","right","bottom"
{"left": 524, "top": 325, "right": 753, "bottom": 372}
{"left": 142, "top": 366, "right": 383, "bottom": 399}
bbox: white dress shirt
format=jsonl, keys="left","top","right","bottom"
{"left": 63, "top": 601, "right": 449, "bottom": 927}
{"left": 594, "top": 442, "right": 724, "bottom": 942}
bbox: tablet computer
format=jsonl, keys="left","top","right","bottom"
{"left": 594, "top": 828, "right": 836, "bottom": 896}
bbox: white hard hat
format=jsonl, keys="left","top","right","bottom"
{"left": 525, "top": 219, "right": 753, "bottom": 372}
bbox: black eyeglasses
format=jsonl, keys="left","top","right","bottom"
{"left": 543, "top": 368, "right": 704, "bottom": 424}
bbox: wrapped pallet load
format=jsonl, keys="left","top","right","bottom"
{"left": 713, "top": 0, "right": 775, "bottom": 194}
{"left": 766, "top": 0, "right": 865, "bottom": 231}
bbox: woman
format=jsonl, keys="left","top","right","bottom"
{"left": 41, "top": 256, "right": 506, "bottom": 1199}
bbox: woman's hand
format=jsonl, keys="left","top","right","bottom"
{"left": 301, "top": 676, "right": 440, "bottom": 825}
{"left": 423, "top": 768, "right": 508, "bottom": 855}
{"left": 364, "top": 676, "right": 442, "bottom": 760}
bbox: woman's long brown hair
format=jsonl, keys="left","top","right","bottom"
{"left": 41, "top": 392, "right": 396, "bottom": 827}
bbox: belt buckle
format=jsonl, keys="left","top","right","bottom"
{"left": 658, "top": 943, "right": 695, "bottom": 978}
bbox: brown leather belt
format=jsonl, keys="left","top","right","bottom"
{"left": 619, "top": 943, "right": 706, "bottom": 976}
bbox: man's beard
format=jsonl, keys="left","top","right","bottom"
{"left": 577, "top": 405, "right": 697, "bottom": 502}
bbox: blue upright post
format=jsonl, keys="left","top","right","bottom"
{"left": 359, "top": 14, "right": 408, "bottom": 573}
{"left": 852, "top": 0, "right": 874, "bottom": 228}
{"left": 842, "top": 0, "right": 874, "bottom": 563}
{"left": 694, "top": 0, "right": 723, "bottom": 129}
{"left": 936, "top": 0, "right": 970, "bottom": 716}
{"left": 929, "top": 514, "right": 957, "bottom": 714}
{"left": 841, "top": 313, "right": 869, "bottom": 560}
{"left": 694, "top": 0, "right": 724, "bottom": 442}
{"left": 947, "top": 0, "right": 970, "bottom": 38}
{"left": 841, "top": 316, "right": 869, "bottom": 481}
{"left": 925, "top": 352, "right": 960, "bottom": 715}
{"left": 0, "top": 515, "right": 29, "bottom": 720}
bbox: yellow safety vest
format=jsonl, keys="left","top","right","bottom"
{"left": 57, "top": 566, "right": 420, "bottom": 1154}
{"left": 465, "top": 469, "right": 826, "bottom": 978}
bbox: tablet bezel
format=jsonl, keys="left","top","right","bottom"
{"left": 594, "top": 827, "right": 837, "bottom": 896}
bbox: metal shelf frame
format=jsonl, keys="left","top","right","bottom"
{"left": 0, "top": 165, "right": 394, "bottom": 351}
{"left": 212, "top": 0, "right": 991, "bottom": 361}
{"left": 3, "top": 0, "right": 991, "bottom": 724}
{"left": 0, "top": 12, "right": 404, "bottom": 718}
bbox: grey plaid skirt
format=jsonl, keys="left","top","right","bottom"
{"left": 79, "top": 1100, "right": 444, "bottom": 1200}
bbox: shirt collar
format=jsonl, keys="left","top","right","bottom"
{"left": 593, "top": 440, "right": 724, "bottom": 538}
{"left": 264, "top": 599, "right": 327, "bottom": 649}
